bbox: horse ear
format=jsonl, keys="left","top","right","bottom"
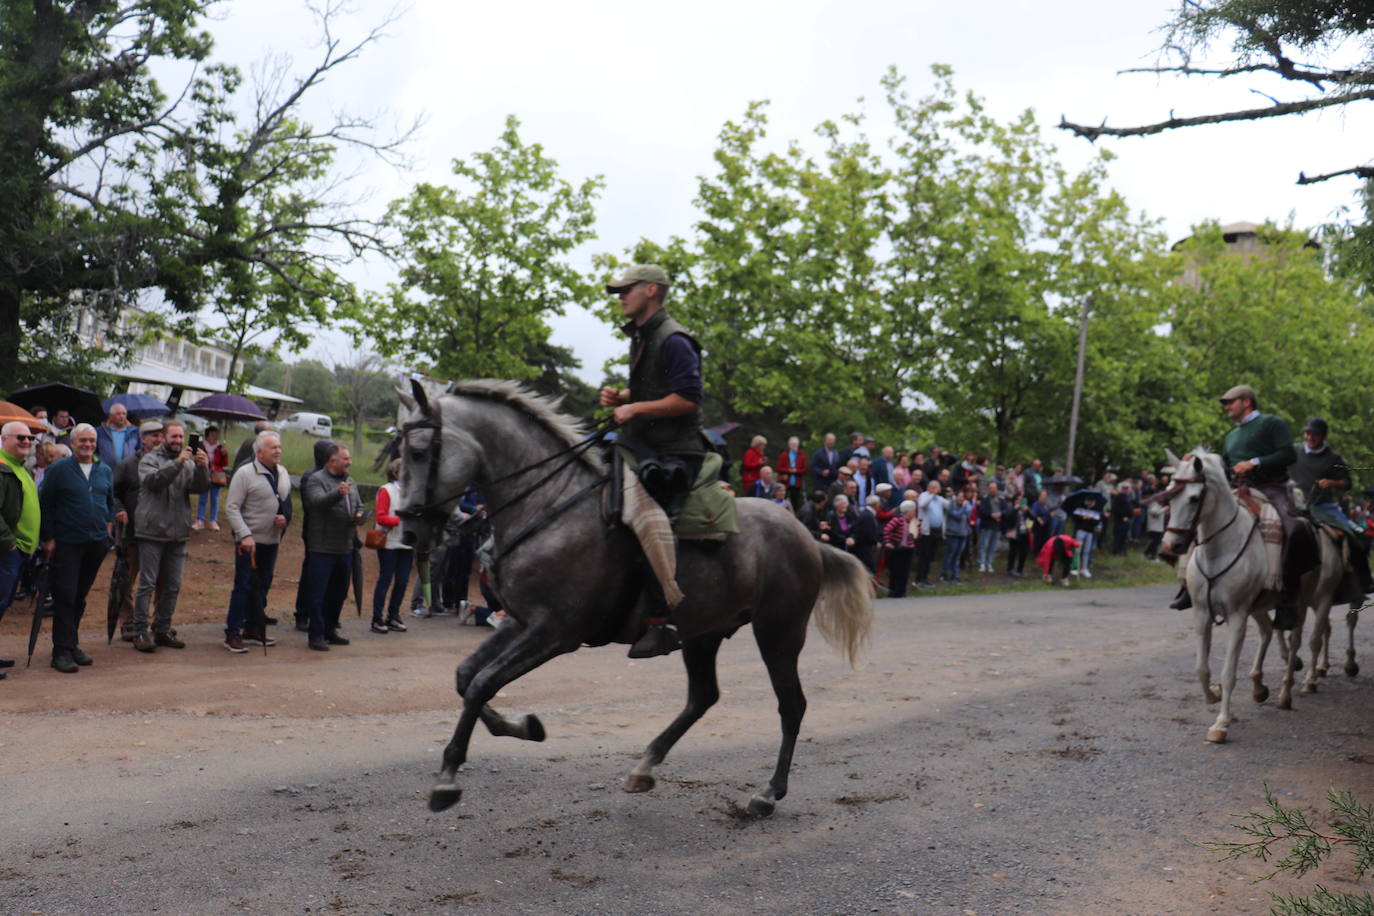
{"left": 1164, "top": 447, "right": 1181, "bottom": 467}
{"left": 1193, "top": 456, "right": 1203, "bottom": 474}
{"left": 410, "top": 379, "right": 432, "bottom": 416}
{"left": 396, "top": 387, "right": 417, "bottom": 412}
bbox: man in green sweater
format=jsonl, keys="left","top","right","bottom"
{"left": 0, "top": 421, "right": 39, "bottom": 677}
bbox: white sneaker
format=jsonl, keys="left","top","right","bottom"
{"left": 208, "top": 521, "right": 220, "bottom": 531}
{"left": 1069, "top": 569, "right": 1079, "bottom": 577}
{"left": 192, "top": 520, "right": 204, "bottom": 531}
{"left": 1082, "top": 569, "right": 1093, "bottom": 579}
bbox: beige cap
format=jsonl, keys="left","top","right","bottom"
{"left": 1218, "top": 384, "right": 1256, "bottom": 403}
{"left": 606, "top": 264, "right": 669, "bottom": 293}
{"left": 139, "top": 420, "right": 164, "bottom": 434}
{"left": 838, "top": 466, "right": 854, "bottom": 476}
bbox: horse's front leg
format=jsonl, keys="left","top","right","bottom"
{"left": 454, "top": 622, "right": 547, "bottom": 741}
{"left": 1207, "top": 613, "right": 1248, "bottom": 743}
{"left": 625, "top": 633, "right": 725, "bottom": 794}
{"left": 430, "top": 622, "right": 579, "bottom": 812}
{"left": 1194, "top": 605, "right": 1219, "bottom": 705}
{"left": 1248, "top": 609, "right": 1273, "bottom": 704}
{"left": 1301, "top": 604, "right": 1331, "bottom": 694}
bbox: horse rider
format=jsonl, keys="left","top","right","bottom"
{"left": 1171, "top": 385, "right": 1316, "bottom": 629}
{"left": 599, "top": 264, "right": 705, "bottom": 658}
{"left": 1289, "top": 417, "right": 1374, "bottom": 597}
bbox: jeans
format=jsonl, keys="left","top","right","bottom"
{"left": 49, "top": 540, "right": 110, "bottom": 652}
{"left": 225, "top": 542, "right": 279, "bottom": 636}
{"left": 133, "top": 539, "right": 189, "bottom": 634}
{"left": 977, "top": 527, "right": 1000, "bottom": 568}
{"left": 441, "top": 536, "right": 475, "bottom": 608}
{"left": 941, "top": 535, "right": 967, "bottom": 581}
{"left": 197, "top": 485, "right": 222, "bottom": 522}
{"left": 1050, "top": 515, "right": 1065, "bottom": 538}
{"left": 372, "top": 548, "right": 413, "bottom": 622}
{"left": 0, "top": 547, "right": 26, "bottom": 618}
{"left": 304, "top": 551, "right": 352, "bottom": 641}
{"left": 1074, "top": 529, "right": 1097, "bottom": 572}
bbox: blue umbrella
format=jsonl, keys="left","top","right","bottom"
{"left": 102, "top": 393, "right": 170, "bottom": 419}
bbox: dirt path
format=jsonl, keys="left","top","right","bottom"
{"left": 3, "top": 584, "right": 1370, "bottom": 914}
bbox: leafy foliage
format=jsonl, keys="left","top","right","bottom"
{"left": 372, "top": 116, "right": 602, "bottom": 381}
{"left": 1205, "top": 785, "right": 1374, "bottom": 915}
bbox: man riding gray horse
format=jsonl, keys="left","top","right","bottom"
{"left": 598, "top": 264, "right": 705, "bottom": 659}
{"left": 1290, "top": 416, "right": 1374, "bottom": 597}
{"left": 1170, "top": 384, "right": 1317, "bottom": 628}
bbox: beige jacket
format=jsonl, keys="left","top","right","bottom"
{"left": 225, "top": 458, "right": 292, "bottom": 544}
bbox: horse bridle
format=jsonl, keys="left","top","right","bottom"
{"left": 1161, "top": 468, "right": 1261, "bottom": 620}
{"left": 394, "top": 400, "right": 619, "bottom": 559}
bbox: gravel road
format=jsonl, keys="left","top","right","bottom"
{"left": 3, "top": 583, "right": 1370, "bottom": 915}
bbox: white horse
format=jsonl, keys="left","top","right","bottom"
{"left": 1159, "top": 449, "right": 1344, "bottom": 742}
{"left": 1304, "top": 533, "right": 1362, "bottom": 687}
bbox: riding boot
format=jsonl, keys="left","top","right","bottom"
{"left": 1169, "top": 583, "right": 1192, "bottom": 611}
{"left": 628, "top": 617, "right": 682, "bottom": 658}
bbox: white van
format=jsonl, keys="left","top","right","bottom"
{"left": 279, "top": 412, "right": 333, "bottom": 437}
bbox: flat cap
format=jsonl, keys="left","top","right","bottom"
{"left": 1218, "top": 384, "right": 1256, "bottom": 403}
{"left": 1304, "top": 417, "right": 1329, "bottom": 436}
{"left": 874, "top": 482, "right": 893, "bottom": 493}
{"left": 837, "top": 466, "right": 854, "bottom": 476}
{"left": 138, "top": 420, "right": 164, "bottom": 434}
{"left": 606, "top": 264, "right": 669, "bottom": 293}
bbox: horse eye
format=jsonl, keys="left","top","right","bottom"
{"left": 1189, "top": 494, "right": 1200, "bottom": 503}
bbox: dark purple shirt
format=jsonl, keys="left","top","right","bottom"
{"left": 660, "top": 333, "right": 702, "bottom": 404}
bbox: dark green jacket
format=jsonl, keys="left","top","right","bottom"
{"left": 1290, "top": 444, "right": 1349, "bottom": 506}
{"left": 624, "top": 309, "right": 704, "bottom": 456}
{"left": 1222, "top": 414, "right": 1296, "bottom": 486}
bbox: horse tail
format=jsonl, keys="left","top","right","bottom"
{"left": 813, "top": 544, "right": 874, "bottom": 668}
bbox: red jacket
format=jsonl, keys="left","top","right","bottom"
{"left": 1036, "top": 535, "right": 1081, "bottom": 576}
{"left": 775, "top": 448, "right": 808, "bottom": 488}
{"left": 741, "top": 446, "right": 767, "bottom": 494}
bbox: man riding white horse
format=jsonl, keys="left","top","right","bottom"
{"left": 1170, "top": 384, "right": 1317, "bottom": 628}
{"left": 598, "top": 264, "right": 706, "bottom": 659}
{"left": 1289, "top": 416, "right": 1374, "bottom": 598}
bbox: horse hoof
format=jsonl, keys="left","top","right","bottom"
{"left": 1277, "top": 696, "right": 1292, "bottom": 710}
{"left": 1317, "top": 667, "right": 1329, "bottom": 678}
{"left": 1346, "top": 663, "right": 1360, "bottom": 678}
{"left": 1205, "top": 687, "right": 1221, "bottom": 704}
{"left": 1293, "top": 656, "right": 1304, "bottom": 672}
{"left": 428, "top": 784, "right": 463, "bottom": 812}
{"left": 1299, "top": 682, "right": 1316, "bottom": 694}
{"left": 623, "top": 773, "right": 656, "bottom": 794}
{"left": 521, "top": 714, "right": 546, "bottom": 742}
{"left": 1252, "top": 685, "right": 1269, "bottom": 703}
{"left": 747, "top": 794, "right": 776, "bottom": 818}
{"left": 1205, "top": 728, "right": 1228, "bottom": 744}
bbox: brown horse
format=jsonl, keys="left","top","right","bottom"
{"left": 395, "top": 380, "right": 873, "bottom": 816}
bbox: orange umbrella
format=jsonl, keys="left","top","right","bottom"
{"left": 0, "top": 401, "right": 45, "bottom": 433}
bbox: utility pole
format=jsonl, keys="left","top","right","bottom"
{"left": 1065, "top": 294, "right": 1092, "bottom": 479}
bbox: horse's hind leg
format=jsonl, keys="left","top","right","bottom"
{"left": 1301, "top": 605, "right": 1330, "bottom": 694}
{"left": 624, "top": 633, "right": 725, "bottom": 794}
{"left": 1277, "top": 612, "right": 1305, "bottom": 709}
{"left": 430, "top": 624, "right": 577, "bottom": 813}
{"left": 1345, "top": 608, "right": 1360, "bottom": 677}
{"left": 746, "top": 623, "right": 808, "bottom": 817}
{"left": 1248, "top": 611, "right": 1273, "bottom": 704}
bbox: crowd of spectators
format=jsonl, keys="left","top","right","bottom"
{"left": 0, "top": 400, "right": 495, "bottom": 677}
{"left": 732, "top": 430, "right": 1193, "bottom": 596}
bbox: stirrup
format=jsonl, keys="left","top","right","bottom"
{"left": 628, "top": 622, "right": 681, "bottom": 658}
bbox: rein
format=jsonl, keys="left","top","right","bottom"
{"left": 1166, "top": 471, "right": 1260, "bottom": 622}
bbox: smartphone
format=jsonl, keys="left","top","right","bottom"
{"left": 188, "top": 433, "right": 202, "bottom": 452}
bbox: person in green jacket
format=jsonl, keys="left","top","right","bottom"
{"left": 1172, "top": 385, "right": 1316, "bottom": 626}
{"left": 0, "top": 421, "right": 40, "bottom": 676}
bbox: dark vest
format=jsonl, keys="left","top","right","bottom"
{"left": 625, "top": 309, "right": 704, "bottom": 455}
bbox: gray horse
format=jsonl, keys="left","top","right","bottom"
{"left": 394, "top": 380, "right": 873, "bottom": 816}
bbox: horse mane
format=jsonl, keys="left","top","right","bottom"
{"left": 449, "top": 379, "right": 603, "bottom": 474}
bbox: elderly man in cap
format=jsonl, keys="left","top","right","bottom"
{"left": 598, "top": 263, "right": 705, "bottom": 658}
{"left": 0, "top": 421, "right": 40, "bottom": 676}
{"left": 111, "top": 420, "right": 165, "bottom": 641}
{"left": 1172, "top": 385, "right": 1314, "bottom": 626}
{"left": 1290, "top": 417, "right": 1374, "bottom": 596}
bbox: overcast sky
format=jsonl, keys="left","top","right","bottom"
{"left": 201, "top": 0, "right": 1372, "bottom": 382}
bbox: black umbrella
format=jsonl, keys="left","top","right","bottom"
{"left": 351, "top": 545, "right": 365, "bottom": 617}
{"left": 1061, "top": 488, "right": 1105, "bottom": 517}
{"left": 1044, "top": 474, "right": 1083, "bottom": 487}
{"left": 25, "top": 563, "right": 54, "bottom": 668}
{"left": 106, "top": 525, "right": 132, "bottom": 644}
{"left": 10, "top": 382, "right": 104, "bottom": 426}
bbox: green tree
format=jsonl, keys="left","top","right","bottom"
{"left": 332, "top": 351, "right": 393, "bottom": 454}
{"left": 373, "top": 116, "right": 602, "bottom": 381}
{"left": 248, "top": 358, "right": 337, "bottom": 413}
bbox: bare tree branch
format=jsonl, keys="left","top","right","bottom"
{"left": 1058, "top": 88, "right": 1374, "bottom": 141}
{"left": 1298, "top": 166, "right": 1374, "bottom": 185}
